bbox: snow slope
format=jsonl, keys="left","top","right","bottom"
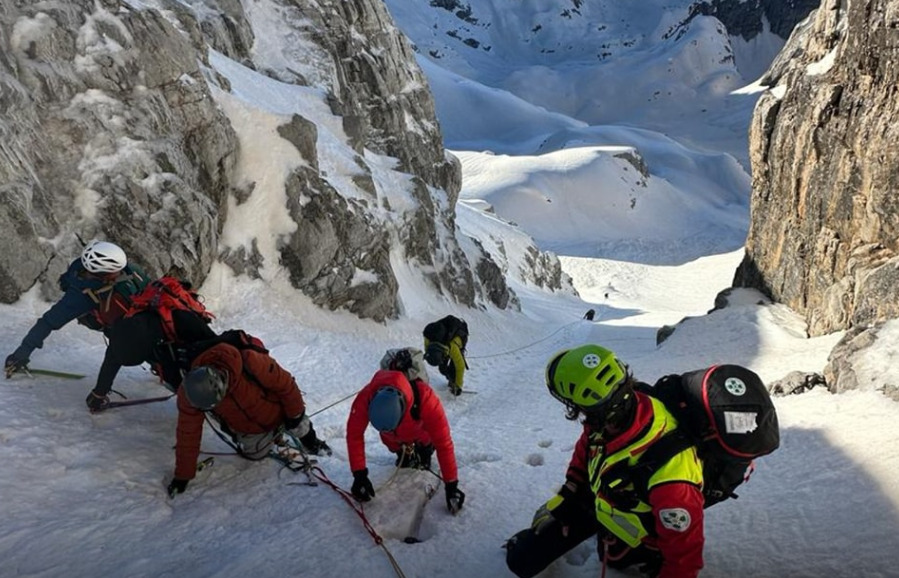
{"left": 3, "top": 2, "right": 898, "bottom": 578}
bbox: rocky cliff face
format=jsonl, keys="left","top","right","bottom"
{"left": 0, "top": 0, "right": 235, "bottom": 300}
{"left": 0, "top": 0, "right": 552, "bottom": 320}
{"left": 735, "top": 0, "right": 899, "bottom": 337}
{"left": 681, "top": 0, "right": 821, "bottom": 41}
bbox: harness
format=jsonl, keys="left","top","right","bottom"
{"left": 597, "top": 429, "right": 695, "bottom": 509}
{"left": 81, "top": 270, "right": 147, "bottom": 326}
{"left": 586, "top": 398, "right": 702, "bottom": 546}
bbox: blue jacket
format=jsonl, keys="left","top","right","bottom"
{"left": 11, "top": 258, "right": 149, "bottom": 362}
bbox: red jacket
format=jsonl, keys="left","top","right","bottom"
{"left": 566, "top": 393, "right": 705, "bottom": 578}
{"left": 346, "top": 370, "right": 458, "bottom": 482}
{"left": 174, "top": 343, "right": 305, "bottom": 480}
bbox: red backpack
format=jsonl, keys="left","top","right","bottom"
{"left": 125, "top": 277, "right": 215, "bottom": 341}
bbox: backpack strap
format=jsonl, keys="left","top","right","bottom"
{"left": 409, "top": 378, "right": 422, "bottom": 421}
{"left": 630, "top": 430, "right": 694, "bottom": 493}
{"left": 599, "top": 429, "right": 694, "bottom": 507}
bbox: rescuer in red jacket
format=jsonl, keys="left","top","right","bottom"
{"left": 346, "top": 348, "right": 465, "bottom": 514}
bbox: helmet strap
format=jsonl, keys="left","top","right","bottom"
{"left": 583, "top": 382, "right": 636, "bottom": 432}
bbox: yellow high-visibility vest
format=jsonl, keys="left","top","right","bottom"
{"left": 588, "top": 397, "right": 703, "bottom": 547}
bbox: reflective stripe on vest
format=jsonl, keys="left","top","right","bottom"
{"left": 588, "top": 397, "right": 702, "bottom": 547}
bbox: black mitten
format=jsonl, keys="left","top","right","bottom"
{"left": 351, "top": 469, "right": 375, "bottom": 502}
{"left": 445, "top": 480, "right": 465, "bottom": 514}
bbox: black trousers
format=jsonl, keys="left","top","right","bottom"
{"left": 506, "top": 522, "right": 596, "bottom": 578}
{"left": 505, "top": 516, "right": 661, "bottom": 578}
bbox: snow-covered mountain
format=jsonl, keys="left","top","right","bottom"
{"left": 383, "top": 0, "right": 815, "bottom": 161}
{"left": 0, "top": 0, "right": 570, "bottom": 323}
{"left": 5, "top": 2, "right": 899, "bottom": 578}
{"left": 383, "top": 0, "right": 799, "bottom": 265}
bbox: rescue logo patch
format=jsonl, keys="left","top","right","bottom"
{"left": 724, "top": 376, "right": 747, "bottom": 396}
{"left": 659, "top": 508, "right": 691, "bottom": 532}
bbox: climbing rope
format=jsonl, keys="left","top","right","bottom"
{"left": 308, "top": 388, "right": 361, "bottom": 417}
{"left": 466, "top": 320, "right": 580, "bottom": 360}
{"left": 309, "top": 465, "right": 409, "bottom": 578}
{"left": 199, "top": 416, "right": 409, "bottom": 578}
{"left": 376, "top": 457, "right": 404, "bottom": 493}
{"left": 306, "top": 316, "right": 600, "bottom": 416}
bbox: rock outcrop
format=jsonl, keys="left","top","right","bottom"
{"left": 0, "top": 0, "right": 548, "bottom": 321}
{"left": 0, "top": 0, "right": 236, "bottom": 299}
{"left": 735, "top": 0, "right": 899, "bottom": 336}
{"left": 680, "top": 0, "right": 821, "bottom": 41}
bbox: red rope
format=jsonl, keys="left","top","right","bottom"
{"left": 310, "top": 465, "right": 383, "bottom": 544}
{"left": 600, "top": 538, "right": 609, "bottom": 578}
{"left": 309, "top": 465, "right": 409, "bottom": 578}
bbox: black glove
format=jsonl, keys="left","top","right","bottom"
{"left": 167, "top": 478, "right": 189, "bottom": 498}
{"left": 445, "top": 480, "right": 465, "bottom": 514}
{"left": 531, "top": 483, "right": 578, "bottom": 535}
{"left": 448, "top": 382, "right": 462, "bottom": 396}
{"left": 300, "top": 428, "right": 332, "bottom": 457}
{"left": 85, "top": 390, "right": 110, "bottom": 412}
{"left": 531, "top": 500, "right": 557, "bottom": 535}
{"left": 4, "top": 353, "right": 28, "bottom": 378}
{"left": 637, "top": 552, "right": 663, "bottom": 578}
{"left": 351, "top": 468, "right": 375, "bottom": 502}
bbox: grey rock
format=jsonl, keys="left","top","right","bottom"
{"left": 656, "top": 324, "right": 677, "bottom": 346}
{"left": 824, "top": 325, "right": 878, "bottom": 394}
{"left": 822, "top": 321, "right": 899, "bottom": 400}
{"left": 279, "top": 166, "right": 397, "bottom": 321}
{"left": 735, "top": 0, "right": 899, "bottom": 336}
{"left": 0, "top": 0, "right": 560, "bottom": 321}
{"left": 277, "top": 115, "right": 320, "bottom": 172}
{"left": 165, "top": 0, "right": 521, "bottom": 315}
{"left": 0, "top": 0, "right": 238, "bottom": 297}
{"left": 672, "top": 0, "right": 819, "bottom": 42}
{"left": 768, "top": 371, "right": 825, "bottom": 396}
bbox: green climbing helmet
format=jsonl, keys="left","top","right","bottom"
{"left": 545, "top": 344, "right": 627, "bottom": 410}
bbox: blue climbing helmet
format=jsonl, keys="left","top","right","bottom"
{"left": 368, "top": 386, "right": 407, "bottom": 432}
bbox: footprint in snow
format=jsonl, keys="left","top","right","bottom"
{"left": 526, "top": 453, "right": 544, "bottom": 467}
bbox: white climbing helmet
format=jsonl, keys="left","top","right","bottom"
{"left": 81, "top": 241, "right": 128, "bottom": 274}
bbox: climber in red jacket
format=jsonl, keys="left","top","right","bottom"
{"left": 346, "top": 348, "right": 465, "bottom": 514}
{"left": 167, "top": 342, "right": 330, "bottom": 497}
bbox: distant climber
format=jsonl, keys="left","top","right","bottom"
{"left": 422, "top": 315, "right": 469, "bottom": 396}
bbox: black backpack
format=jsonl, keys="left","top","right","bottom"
{"left": 422, "top": 316, "right": 469, "bottom": 367}
{"left": 423, "top": 316, "right": 468, "bottom": 348}
{"left": 635, "top": 365, "right": 780, "bottom": 507}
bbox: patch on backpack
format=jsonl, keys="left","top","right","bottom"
{"left": 659, "top": 508, "right": 691, "bottom": 532}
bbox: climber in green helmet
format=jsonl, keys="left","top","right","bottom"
{"left": 506, "top": 344, "right": 705, "bottom": 578}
